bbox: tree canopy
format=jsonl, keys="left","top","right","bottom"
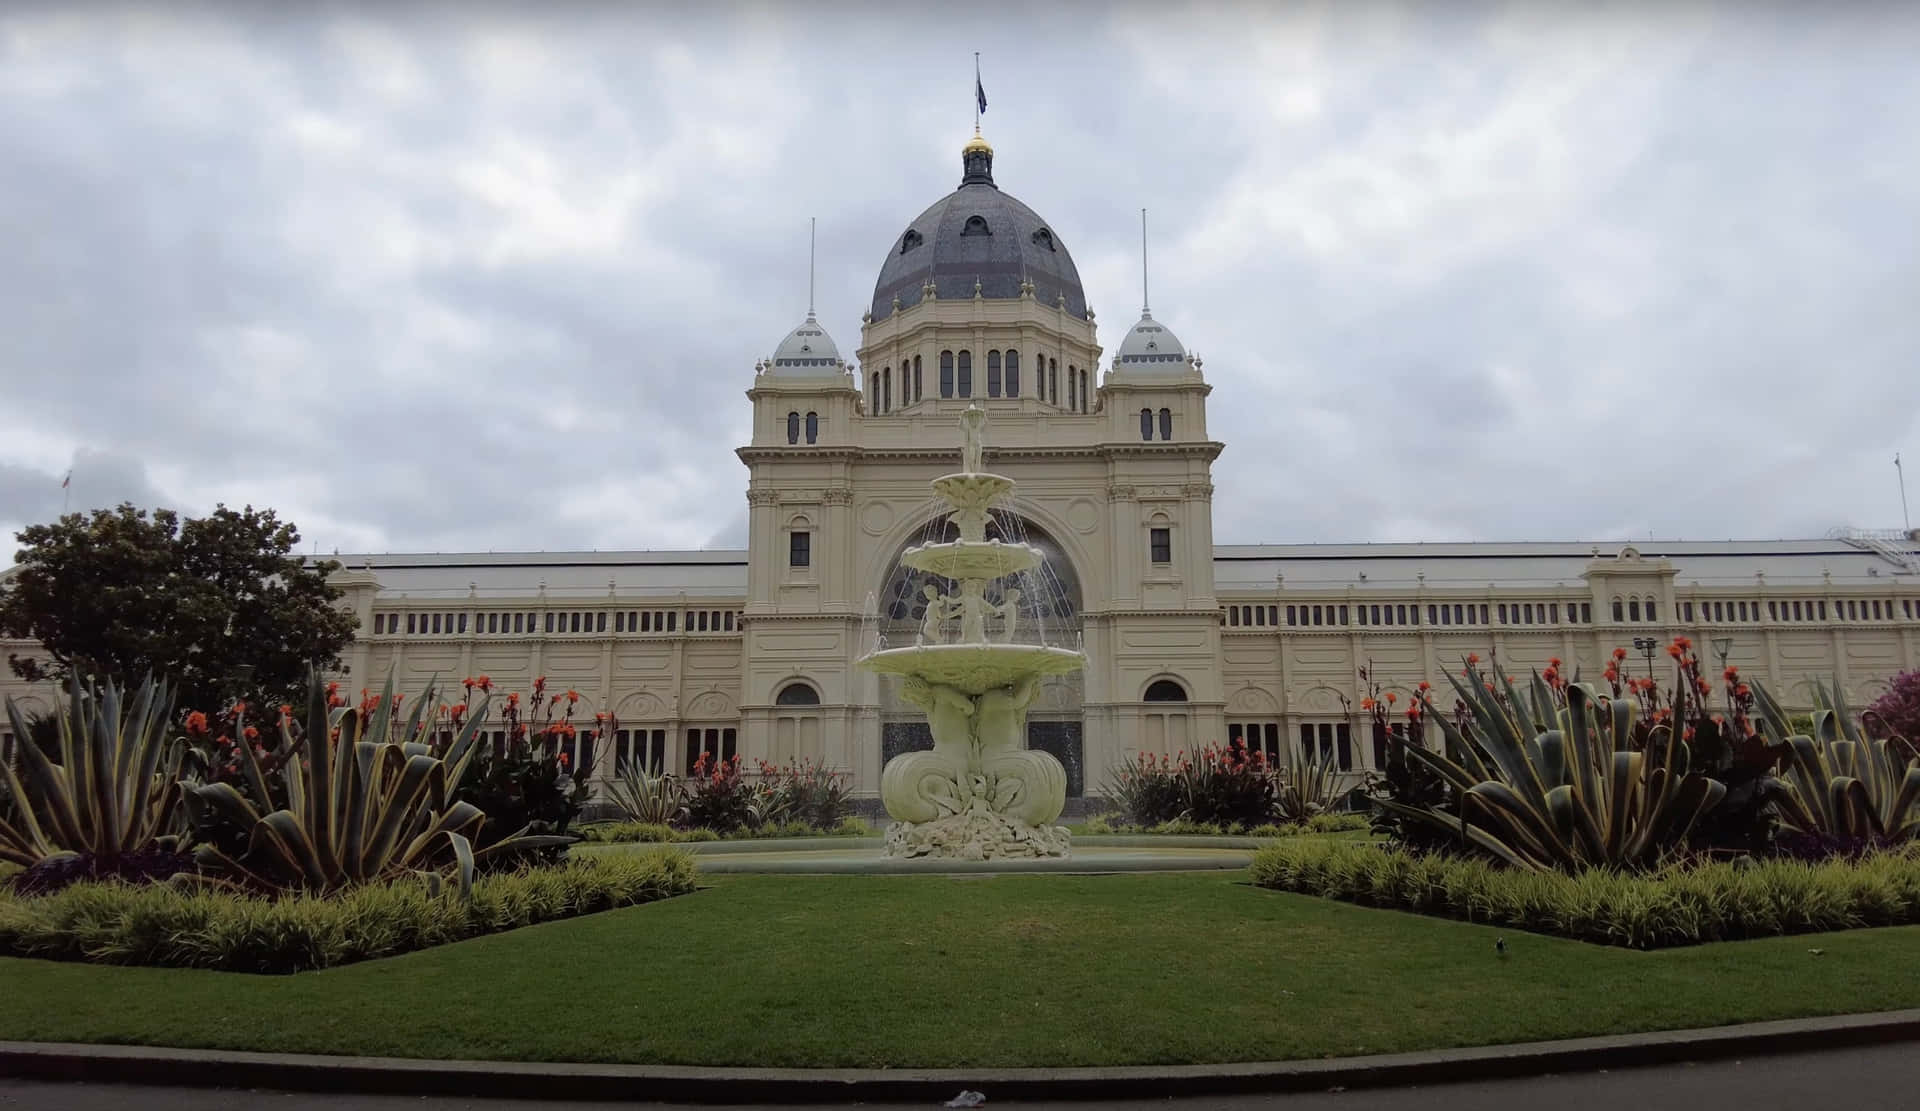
{"left": 1, "top": 503, "right": 357, "bottom": 713}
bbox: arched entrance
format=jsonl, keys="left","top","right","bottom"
{"left": 872, "top": 510, "right": 1087, "bottom": 795}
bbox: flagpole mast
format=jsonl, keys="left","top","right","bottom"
{"left": 808, "top": 216, "right": 816, "bottom": 317}
{"left": 1899, "top": 452, "right": 1912, "bottom": 534}
{"left": 974, "top": 52, "right": 981, "bottom": 134}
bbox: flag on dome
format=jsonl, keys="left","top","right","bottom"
{"left": 975, "top": 53, "right": 987, "bottom": 116}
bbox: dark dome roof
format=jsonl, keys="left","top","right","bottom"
{"left": 868, "top": 140, "right": 1087, "bottom": 323}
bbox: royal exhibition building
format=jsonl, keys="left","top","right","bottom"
{"left": 5, "top": 134, "right": 1919, "bottom": 807}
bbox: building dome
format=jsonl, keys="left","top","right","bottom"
{"left": 767, "top": 311, "right": 842, "bottom": 375}
{"left": 1111, "top": 310, "right": 1188, "bottom": 373}
{"left": 868, "top": 135, "right": 1088, "bottom": 323}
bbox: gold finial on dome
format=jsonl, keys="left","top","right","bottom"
{"left": 963, "top": 129, "right": 992, "bottom": 155}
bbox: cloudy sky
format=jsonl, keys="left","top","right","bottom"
{"left": 3, "top": 1, "right": 1918, "bottom": 560}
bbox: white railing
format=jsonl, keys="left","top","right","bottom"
{"left": 1830, "top": 527, "right": 1920, "bottom": 574}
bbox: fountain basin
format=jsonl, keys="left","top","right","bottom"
{"left": 929, "top": 472, "right": 1014, "bottom": 510}
{"left": 899, "top": 539, "right": 1043, "bottom": 581}
{"left": 860, "top": 643, "right": 1085, "bottom": 695}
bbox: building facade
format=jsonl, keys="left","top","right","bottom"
{"left": 5, "top": 134, "right": 1919, "bottom": 795}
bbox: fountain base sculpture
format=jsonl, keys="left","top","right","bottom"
{"left": 860, "top": 404, "right": 1083, "bottom": 860}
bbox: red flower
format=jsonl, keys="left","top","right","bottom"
{"left": 231, "top": 700, "right": 247, "bottom": 716}
{"left": 451, "top": 702, "right": 468, "bottom": 717}
{"left": 1674, "top": 635, "right": 1692, "bottom": 650}
{"left": 1613, "top": 647, "right": 1628, "bottom": 661}
{"left": 1385, "top": 692, "right": 1398, "bottom": 705}
{"left": 1548, "top": 657, "right": 1562, "bottom": 669}
{"left": 566, "top": 689, "right": 579, "bottom": 704}
{"left": 557, "top": 752, "right": 570, "bottom": 768}
{"left": 463, "top": 677, "right": 476, "bottom": 690}
{"left": 1361, "top": 697, "right": 1376, "bottom": 711}
{"left": 1417, "top": 680, "right": 1431, "bottom": 692}
{"left": 1466, "top": 653, "right": 1481, "bottom": 666}
{"left": 1667, "top": 643, "right": 1683, "bottom": 659}
{"left": 184, "top": 711, "right": 209, "bottom": 737}
{"left": 243, "top": 725, "right": 259, "bottom": 741}
{"left": 1723, "top": 666, "right": 1739, "bottom": 682}
{"left": 476, "top": 676, "right": 493, "bottom": 692}
{"left": 507, "top": 692, "right": 521, "bottom": 707}
{"left": 533, "top": 676, "right": 547, "bottom": 695}
{"left": 1735, "top": 683, "right": 1752, "bottom": 699}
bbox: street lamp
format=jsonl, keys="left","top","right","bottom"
{"left": 1632, "top": 636, "right": 1658, "bottom": 681}
{"left": 1711, "top": 636, "right": 1733, "bottom": 675}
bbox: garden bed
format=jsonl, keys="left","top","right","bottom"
{"left": 1250, "top": 838, "right": 1920, "bottom": 949}
{"left": 0, "top": 848, "right": 695, "bottom": 973}
{"left": 574, "top": 818, "right": 871, "bottom": 844}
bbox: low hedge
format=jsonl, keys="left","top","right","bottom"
{"left": 1082, "top": 813, "right": 1371, "bottom": 837}
{"left": 0, "top": 848, "right": 696, "bottom": 973}
{"left": 1250, "top": 838, "right": 1920, "bottom": 950}
{"left": 576, "top": 818, "right": 871, "bottom": 844}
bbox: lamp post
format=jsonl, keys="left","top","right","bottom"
{"left": 1711, "top": 636, "right": 1733, "bottom": 675}
{"left": 1632, "top": 636, "right": 1658, "bottom": 682}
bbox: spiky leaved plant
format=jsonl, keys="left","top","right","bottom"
{"left": 182, "top": 674, "right": 570, "bottom": 896}
{"left": 1754, "top": 678, "right": 1920, "bottom": 842}
{"left": 606, "top": 761, "right": 686, "bottom": 826}
{"left": 1374, "top": 660, "right": 1725, "bottom": 872}
{"left": 1, "top": 676, "right": 191, "bottom": 871}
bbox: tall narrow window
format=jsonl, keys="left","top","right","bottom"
{"left": 957, "top": 350, "right": 972, "bottom": 397}
{"left": 1149, "top": 527, "right": 1172, "bottom": 564}
{"left": 1004, "top": 350, "right": 1020, "bottom": 396}
{"left": 882, "top": 368, "right": 891, "bottom": 413}
{"left": 786, "top": 411, "right": 799, "bottom": 444}
{"left": 790, "top": 530, "right": 811, "bottom": 568}
{"left": 805, "top": 411, "right": 819, "bottom": 444}
{"left": 940, "top": 351, "right": 955, "bottom": 397}
{"left": 1068, "top": 367, "right": 1076, "bottom": 411}
{"left": 1629, "top": 598, "right": 1641, "bottom": 621}
{"left": 987, "top": 350, "right": 1002, "bottom": 397}
{"left": 1050, "top": 359, "right": 1059, "bottom": 404}
{"left": 914, "top": 355, "right": 923, "bottom": 401}
{"left": 1140, "top": 408, "right": 1154, "bottom": 440}
{"left": 1081, "top": 369, "right": 1091, "bottom": 412}
{"left": 1158, "top": 407, "right": 1172, "bottom": 440}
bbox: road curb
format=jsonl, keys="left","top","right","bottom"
{"left": 5, "top": 1009, "right": 1920, "bottom": 1103}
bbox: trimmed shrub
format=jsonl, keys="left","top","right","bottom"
{"left": 0, "top": 849, "right": 696, "bottom": 973}
{"left": 1249, "top": 838, "right": 1920, "bottom": 950}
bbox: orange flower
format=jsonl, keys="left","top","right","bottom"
{"left": 1723, "top": 666, "right": 1739, "bottom": 682}
{"left": 476, "top": 676, "right": 493, "bottom": 692}
{"left": 184, "top": 711, "right": 209, "bottom": 737}
{"left": 1361, "top": 697, "right": 1377, "bottom": 711}
{"left": 463, "top": 677, "right": 475, "bottom": 690}
{"left": 1548, "top": 657, "right": 1562, "bottom": 669}
{"left": 1417, "top": 680, "right": 1431, "bottom": 692}
{"left": 243, "top": 725, "right": 259, "bottom": 741}
{"left": 1735, "top": 683, "right": 1751, "bottom": 698}
{"left": 231, "top": 700, "right": 247, "bottom": 716}
{"left": 566, "top": 689, "right": 580, "bottom": 704}
{"left": 1613, "top": 647, "right": 1628, "bottom": 661}
{"left": 1466, "top": 653, "right": 1481, "bottom": 666}
{"left": 1385, "top": 692, "right": 1398, "bottom": 704}
{"left": 1667, "top": 643, "right": 1683, "bottom": 659}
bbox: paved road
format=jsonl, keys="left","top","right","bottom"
{"left": 3, "top": 1043, "right": 1917, "bottom": 1109}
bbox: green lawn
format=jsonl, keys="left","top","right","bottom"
{"left": 3, "top": 871, "right": 1919, "bottom": 1068}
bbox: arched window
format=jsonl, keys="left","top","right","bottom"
{"left": 804, "top": 411, "right": 819, "bottom": 444}
{"left": 1140, "top": 408, "right": 1153, "bottom": 440}
{"left": 882, "top": 367, "right": 891, "bottom": 413}
{"left": 1049, "top": 358, "right": 1059, "bottom": 405}
{"left": 786, "top": 411, "right": 800, "bottom": 445}
{"left": 775, "top": 682, "right": 821, "bottom": 706}
{"left": 1628, "top": 598, "right": 1641, "bottom": 621}
{"left": 1067, "top": 366, "right": 1077, "bottom": 411}
{"left": 1158, "top": 407, "right": 1172, "bottom": 440}
{"left": 940, "top": 351, "right": 955, "bottom": 397}
{"left": 900, "top": 229, "right": 923, "bottom": 254}
{"left": 957, "top": 350, "right": 973, "bottom": 397}
{"left": 914, "top": 354, "right": 923, "bottom": 401}
{"left": 1612, "top": 597, "right": 1624, "bottom": 622}
{"left": 1081, "top": 370, "right": 1091, "bottom": 412}
{"left": 961, "top": 214, "right": 991, "bottom": 236}
{"left": 987, "top": 350, "right": 1002, "bottom": 397}
{"left": 1143, "top": 679, "right": 1189, "bottom": 702}
{"left": 1004, "top": 350, "right": 1020, "bottom": 396}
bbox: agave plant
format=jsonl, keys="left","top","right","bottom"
{"left": 1274, "top": 742, "right": 1342, "bottom": 823}
{"left": 1374, "top": 662, "right": 1725, "bottom": 872}
{"left": 606, "top": 761, "right": 685, "bottom": 825}
{"left": 0, "top": 676, "right": 191, "bottom": 869}
{"left": 1752, "top": 678, "right": 1920, "bottom": 842}
{"left": 182, "top": 675, "right": 569, "bottom": 896}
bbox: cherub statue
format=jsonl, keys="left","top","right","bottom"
{"left": 994, "top": 588, "right": 1022, "bottom": 643}
{"left": 957, "top": 578, "right": 991, "bottom": 643}
{"left": 918, "top": 584, "right": 952, "bottom": 645}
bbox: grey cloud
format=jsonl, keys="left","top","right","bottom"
{"left": 1, "top": 1, "right": 1916, "bottom": 563}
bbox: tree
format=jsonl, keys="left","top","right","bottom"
{"left": 1, "top": 503, "right": 358, "bottom": 714}
{"left": 1867, "top": 670, "right": 1920, "bottom": 743}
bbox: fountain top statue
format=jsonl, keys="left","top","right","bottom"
{"left": 859, "top": 403, "right": 1083, "bottom": 857}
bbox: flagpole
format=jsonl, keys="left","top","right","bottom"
{"left": 61, "top": 470, "right": 71, "bottom": 516}
{"left": 1899, "top": 453, "right": 1912, "bottom": 534}
{"left": 974, "top": 52, "right": 981, "bottom": 133}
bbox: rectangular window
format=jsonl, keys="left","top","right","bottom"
{"left": 1498, "top": 603, "right": 1508, "bottom": 624}
{"left": 597, "top": 612, "right": 607, "bottom": 632}
{"left": 458, "top": 613, "right": 468, "bottom": 634}
{"left": 1266, "top": 605, "right": 1277, "bottom": 626}
{"left": 1149, "top": 527, "right": 1171, "bottom": 564}
{"left": 1286, "top": 606, "right": 1297, "bottom": 626}
{"left": 372, "top": 614, "right": 385, "bottom": 634}
{"left": 1453, "top": 604, "right": 1464, "bottom": 625}
{"left": 615, "top": 612, "right": 626, "bottom": 632}
{"left": 1438, "top": 605, "right": 1450, "bottom": 626}
{"left": 724, "top": 611, "right": 736, "bottom": 631}
{"left": 544, "top": 613, "right": 554, "bottom": 633}
{"left": 1681, "top": 602, "right": 1692, "bottom": 622}
{"left": 1769, "top": 601, "right": 1779, "bottom": 620}
{"left": 1427, "top": 605, "right": 1438, "bottom": 625}
{"left": 486, "top": 613, "right": 497, "bottom": 633}
{"left": 1228, "top": 607, "right": 1240, "bottom": 626}
{"left": 1818, "top": 600, "right": 1828, "bottom": 620}
{"left": 1872, "top": 600, "right": 1883, "bottom": 619}
{"left": 430, "top": 613, "right": 441, "bottom": 634}
{"left": 957, "top": 351, "right": 972, "bottom": 397}
{"left": 1581, "top": 602, "right": 1592, "bottom": 623}
{"left": 1338, "top": 605, "right": 1349, "bottom": 625}
{"left": 1792, "top": 600, "right": 1803, "bottom": 620}
{"left": 1480, "top": 604, "right": 1489, "bottom": 624}
{"left": 668, "top": 612, "right": 678, "bottom": 631}
{"left": 790, "top": 530, "right": 811, "bottom": 568}
{"left": 1397, "top": 604, "right": 1408, "bottom": 625}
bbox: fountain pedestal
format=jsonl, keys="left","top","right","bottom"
{"left": 859, "top": 404, "right": 1081, "bottom": 860}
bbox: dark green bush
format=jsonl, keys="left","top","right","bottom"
{"left": 1250, "top": 838, "right": 1920, "bottom": 949}
{"left": 0, "top": 849, "right": 696, "bottom": 973}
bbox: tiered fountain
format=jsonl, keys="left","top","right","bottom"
{"left": 860, "top": 404, "right": 1084, "bottom": 859}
